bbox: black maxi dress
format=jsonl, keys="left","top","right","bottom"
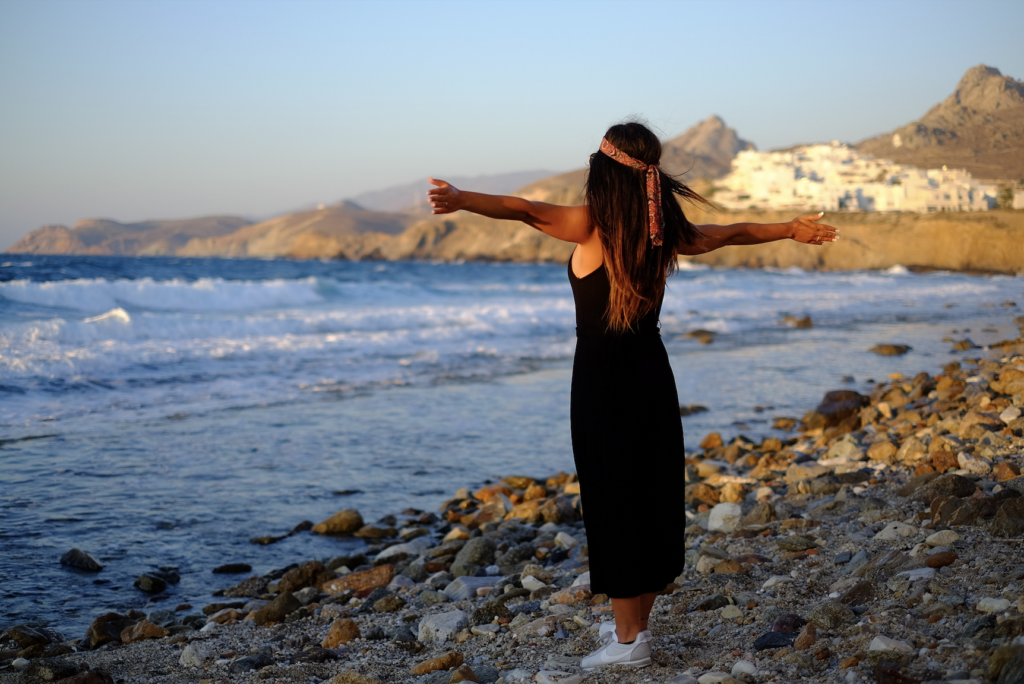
{"left": 568, "top": 258, "right": 687, "bottom": 599}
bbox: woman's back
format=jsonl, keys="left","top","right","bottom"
{"left": 568, "top": 260, "right": 661, "bottom": 338}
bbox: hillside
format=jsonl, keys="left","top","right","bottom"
{"left": 177, "top": 201, "right": 417, "bottom": 259}
{"left": 516, "top": 115, "right": 751, "bottom": 204}
{"left": 349, "top": 170, "right": 554, "bottom": 214}
{"left": 857, "top": 64, "right": 1024, "bottom": 180}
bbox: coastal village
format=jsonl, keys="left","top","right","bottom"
{"left": 713, "top": 144, "right": 1000, "bottom": 214}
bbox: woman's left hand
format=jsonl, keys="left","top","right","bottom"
{"left": 788, "top": 212, "right": 838, "bottom": 245}
{"left": 427, "top": 178, "right": 464, "bottom": 214}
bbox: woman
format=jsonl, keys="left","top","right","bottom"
{"left": 427, "top": 121, "right": 836, "bottom": 671}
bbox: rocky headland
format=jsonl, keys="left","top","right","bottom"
{"left": 3, "top": 315, "right": 1024, "bottom": 684}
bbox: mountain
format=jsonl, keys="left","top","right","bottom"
{"left": 177, "top": 201, "right": 417, "bottom": 259}
{"left": 6, "top": 216, "right": 252, "bottom": 256}
{"left": 856, "top": 65, "right": 1024, "bottom": 180}
{"left": 349, "top": 170, "right": 555, "bottom": 214}
{"left": 516, "top": 115, "right": 752, "bottom": 204}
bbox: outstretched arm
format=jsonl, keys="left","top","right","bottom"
{"left": 680, "top": 212, "right": 837, "bottom": 255}
{"left": 426, "top": 178, "right": 591, "bottom": 244}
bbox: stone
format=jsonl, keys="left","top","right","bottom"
{"left": 696, "top": 554, "right": 719, "bottom": 575}
{"left": 990, "top": 644, "right": 1024, "bottom": 681}
{"left": 959, "top": 410, "right": 1004, "bottom": 439}
{"left": 443, "top": 576, "right": 498, "bottom": 600}
{"left": 926, "top": 529, "right": 959, "bottom": 546}
{"left": 374, "top": 594, "right": 405, "bottom": 612}
{"left": 762, "top": 575, "right": 795, "bottom": 589}
{"left": 870, "top": 344, "right": 911, "bottom": 356}
{"left": 927, "top": 550, "right": 958, "bottom": 568}
{"left": 794, "top": 624, "right": 817, "bottom": 650}
{"left": 2, "top": 624, "right": 49, "bottom": 648}
{"left": 419, "top": 611, "right": 468, "bottom": 644}
{"left": 869, "top": 635, "right": 912, "bottom": 653}
{"left": 720, "top": 604, "right": 743, "bottom": 619}
{"left": 934, "top": 495, "right": 985, "bottom": 526}
{"left": 753, "top": 631, "right": 797, "bottom": 650}
{"left": 697, "top": 674, "right": 742, "bottom": 684}
{"left": 134, "top": 573, "right": 166, "bottom": 593}
{"left": 410, "top": 652, "right": 464, "bottom": 675}
{"left": 910, "top": 474, "right": 977, "bottom": 504}
{"left": 224, "top": 575, "right": 268, "bottom": 598}
{"left": 771, "top": 613, "right": 805, "bottom": 633}
{"left": 807, "top": 601, "right": 854, "bottom": 629}
{"left": 874, "top": 521, "right": 918, "bottom": 541}
{"left": 420, "top": 590, "right": 450, "bottom": 606}
{"left": 549, "top": 585, "right": 591, "bottom": 605}
{"left": 229, "top": 649, "right": 274, "bottom": 673}
{"left": 179, "top": 641, "right": 213, "bottom": 667}
{"left": 250, "top": 591, "right": 302, "bottom": 626}
{"left": 60, "top": 548, "right": 103, "bottom": 572}
{"left": 839, "top": 581, "right": 875, "bottom": 606}
{"left": 731, "top": 660, "right": 757, "bottom": 677}
{"left": 714, "top": 559, "right": 743, "bottom": 575}
{"left": 896, "top": 436, "right": 927, "bottom": 462}
{"left": 57, "top": 671, "right": 115, "bottom": 684}
{"left": 451, "top": 537, "right": 497, "bottom": 577}
{"left": 212, "top": 562, "right": 251, "bottom": 574}
{"left": 119, "top": 619, "right": 168, "bottom": 643}
{"left": 326, "top": 673, "right": 382, "bottom": 684}
{"left": 82, "top": 613, "right": 136, "bottom": 649}
{"left": 279, "top": 560, "right": 334, "bottom": 593}
{"left": 323, "top": 565, "right": 394, "bottom": 594}
{"left": 700, "top": 432, "right": 723, "bottom": 450}
{"left": 868, "top": 440, "right": 898, "bottom": 463}
{"left": 931, "top": 450, "right": 960, "bottom": 473}
{"left": 708, "top": 502, "right": 743, "bottom": 532}
{"left": 450, "top": 664, "right": 480, "bottom": 683}
{"left": 959, "top": 452, "right": 993, "bottom": 475}
{"left": 21, "top": 658, "right": 79, "bottom": 681}
{"left": 312, "top": 508, "right": 364, "bottom": 535}
{"left": 777, "top": 535, "right": 815, "bottom": 552}
{"left": 471, "top": 624, "right": 501, "bottom": 637}
{"left": 978, "top": 598, "right": 1012, "bottom": 613}
{"left": 666, "top": 675, "right": 698, "bottom": 684}
{"left": 992, "top": 498, "right": 1024, "bottom": 537}
{"left": 996, "top": 462, "right": 1023, "bottom": 482}
{"left": 322, "top": 618, "right": 361, "bottom": 647}
{"left": 534, "top": 673, "right": 582, "bottom": 684}
{"left": 741, "top": 501, "right": 776, "bottom": 526}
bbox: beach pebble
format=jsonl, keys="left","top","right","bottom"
{"left": 731, "top": 660, "right": 757, "bottom": 677}
{"left": 60, "top": 548, "right": 104, "bottom": 572}
{"left": 697, "top": 672, "right": 741, "bottom": 684}
{"left": 708, "top": 503, "right": 742, "bottom": 533}
{"left": 665, "top": 675, "right": 698, "bottom": 684}
{"left": 926, "top": 529, "right": 959, "bottom": 546}
{"left": 521, "top": 575, "right": 548, "bottom": 592}
{"left": 179, "top": 642, "right": 213, "bottom": 667}
{"left": 873, "top": 521, "right": 917, "bottom": 540}
{"left": 977, "top": 598, "right": 1011, "bottom": 613}
{"left": 418, "top": 610, "right": 468, "bottom": 643}
{"left": 720, "top": 605, "right": 742, "bottom": 619}
{"left": 534, "top": 672, "right": 581, "bottom": 684}
{"left": 762, "top": 575, "right": 795, "bottom": 589}
{"left": 869, "top": 635, "right": 913, "bottom": 652}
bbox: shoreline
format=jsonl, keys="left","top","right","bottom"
{"left": 3, "top": 318, "right": 1024, "bottom": 684}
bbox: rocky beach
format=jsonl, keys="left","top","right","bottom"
{"left": 3, "top": 313, "right": 1024, "bottom": 684}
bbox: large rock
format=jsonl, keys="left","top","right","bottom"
{"left": 278, "top": 560, "right": 334, "bottom": 593}
{"left": 2, "top": 625, "right": 50, "bottom": 648}
{"left": 312, "top": 509, "right": 364, "bottom": 535}
{"left": 224, "top": 575, "right": 269, "bottom": 598}
{"left": 910, "top": 474, "right": 976, "bottom": 504}
{"left": 134, "top": 574, "right": 167, "bottom": 594}
{"left": 451, "top": 537, "right": 496, "bottom": 577}
{"left": 997, "top": 646, "right": 1024, "bottom": 683}
{"left": 60, "top": 549, "right": 103, "bottom": 572}
{"left": 323, "top": 565, "right": 394, "bottom": 594}
{"left": 250, "top": 592, "right": 302, "bottom": 626}
{"left": 119, "top": 619, "right": 168, "bottom": 644}
{"left": 82, "top": 613, "right": 136, "bottom": 649}
{"left": 803, "top": 390, "right": 869, "bottom": 429}
{"left": 992, "top": 498, "right": 1024, "bottom": 538}
{"left": 21, "top": 658, "right": 80, "bottom": 682}
{"left": 418, "top": 611, "right": 468, "bottom": 644}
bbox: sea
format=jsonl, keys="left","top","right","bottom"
{"left": 1, "top": 254, "right": 1021, "bottom": 636}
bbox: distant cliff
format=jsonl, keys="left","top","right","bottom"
{"left": 857, "top": 65, "right": 1024, "bottom": 180}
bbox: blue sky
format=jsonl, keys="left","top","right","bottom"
{"left": 1, "top": 0, "right": 1022, "bottom": 249}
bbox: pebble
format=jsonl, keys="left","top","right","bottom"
{"left": 720, "top": 605, "right": 742, "bottom": 619}
{"left": 873, "top": 521, "right": 918, "bottom": 540}
{"left": 762, "top": 575, "right": 795, "bottom": 589}
{"left": 730, "top": 660, "right": 757, "bottom": 677}
{"left": 534, "top": 672, "right": 582, "bottom": 684}
{"left": 977, "top": 597, "right": 1011, "bottom": 613}
{"left": 926, "top": 529, "right": 960, "bottom": 546}
{"left": 418, "top": 610, "right": 468, "bottom": 643}
{"left": 708, "top": 503, "right": 742, "bottom": 532}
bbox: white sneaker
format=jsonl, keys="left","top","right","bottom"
{"left": 582, "top": 630, "right": 652, "bottom": 671}
{"left": 597, "top": 621, "right": 651, "bottom": 646}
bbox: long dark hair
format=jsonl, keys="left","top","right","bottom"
{"left": 585, "top": 121, "right": 709, "bottom": 332}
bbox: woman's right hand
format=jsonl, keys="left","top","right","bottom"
{"left": 427, "top": 178, "right": 464, "bottom": 214}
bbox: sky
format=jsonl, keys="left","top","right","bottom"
{"left": 1, "top": 0, "right": 1022, "bottom": 250}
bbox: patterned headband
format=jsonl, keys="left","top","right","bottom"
{"left": 598, "top": 137, "right": 664, "bottom": 246}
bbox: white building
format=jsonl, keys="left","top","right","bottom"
{"left": 715, "top": 142, "right": 997, "bottom": 213}
{"left": 1014, "top": 189, "right": 1024, "bottom": 210}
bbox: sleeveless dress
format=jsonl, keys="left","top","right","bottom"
{"left": 568, "top": 257, "right": 687, "bottom": 598}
